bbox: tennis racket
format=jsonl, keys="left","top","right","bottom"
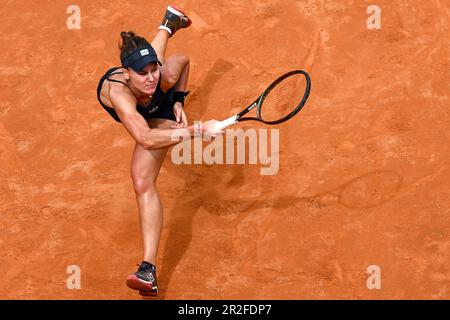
{"left": 216, "top": 70, "right": 311, "bottom": 130}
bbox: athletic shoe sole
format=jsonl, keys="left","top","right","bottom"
{"left": 139, "top": 290, "right": 157, "bottom": 297}
{"left": 126, "top": 274, "right": 158, "bottom": 296}
{"left": 167, "top": 5, "right": 185, "bottom": 17}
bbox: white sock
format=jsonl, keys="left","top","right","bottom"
{"left": 158, "top": 25, "right": 172, "bottom": 35}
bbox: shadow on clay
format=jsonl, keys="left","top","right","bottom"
{"left": 157, "top": 59, "right": 235, "bottom": 299}
{"left": 197, "top": 169, "right": 404, "bottom": 216}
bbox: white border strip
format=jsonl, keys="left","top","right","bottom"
{"left": 167, "top": 6, "right": 184, "bottom": 17}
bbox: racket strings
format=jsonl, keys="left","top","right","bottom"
{"left": 260, "top": 74, "right": 306, "bottom": 122}
{"left": 275, "top": 77, "right": 299, "bottom": 112}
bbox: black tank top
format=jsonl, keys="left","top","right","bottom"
{"left": 96, "top": 67, "right": 172, "bottom": 123}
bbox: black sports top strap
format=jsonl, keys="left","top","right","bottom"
{"left": 106, "top": 69, "right": 128, "bottom": 86}
{"left": 107, "top": 78, "right": 128, "bottom": 86}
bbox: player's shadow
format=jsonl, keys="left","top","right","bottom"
{"left": 155, "top": 168, "right": 403, "bottom": 298}
{"left": 156, "top": 59, "right": 234, "bottom": 299}
{"left": 153, "top": 166, "right": 403, "bottom": 299}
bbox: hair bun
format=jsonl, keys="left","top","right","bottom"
{"left": 120, "top": 31, "right": 136, "bottom": 46}
{"left": 119, "top": 31, "right": 151, "bottom": 61}
{"left": 121, "top": 31, "right": 135, "bottom": 38}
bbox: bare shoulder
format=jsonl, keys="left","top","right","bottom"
{"left": 99, "top": 69, "right": 132, "bottom": 108}
{"left": 109, "top": 86, "right": 136, "bottom": 113}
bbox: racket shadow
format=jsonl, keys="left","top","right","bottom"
{"left": 201, "top": 169, "right": 403, "bottom": 216}
{"left": 229, "top": 170, "right": 403, "bottom": 274}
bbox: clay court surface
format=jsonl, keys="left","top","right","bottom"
{"left": 1, "top": 0, "right": 449, "bottom": 299}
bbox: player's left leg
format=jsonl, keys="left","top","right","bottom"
{"left": 126, "top": 118, "right": 177, "bottom": 297}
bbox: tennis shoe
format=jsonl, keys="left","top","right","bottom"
{"left": 158, "top": 5, "right": 192, "bottom": 36}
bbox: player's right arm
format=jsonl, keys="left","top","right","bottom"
{"left": 109, "top": 89, "right": 223, "bottom": 150}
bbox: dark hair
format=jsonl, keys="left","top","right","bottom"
{"left": 119, "top": 31, "right": 151, "bottom": 61}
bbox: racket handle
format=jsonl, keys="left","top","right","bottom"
{"left": 216, "top": 115, "right": 238, "bottom": 130}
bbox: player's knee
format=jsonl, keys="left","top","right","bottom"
{"left": 166, "top": 56, "right": 189, "bottom": 85}
{"left": 171, "top": 53, "right": 190, "bottom": 64}
{"left": 131, "top": 175, "right": 157, "bottom": 195}
{"left": 165, "top": 70, "right": 179, "bottom": 88}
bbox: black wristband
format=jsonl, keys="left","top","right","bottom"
{"left": 173, "top": 91, "right": 190, "bottom": 107}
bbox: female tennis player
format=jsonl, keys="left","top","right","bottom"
{"left": 96, "top": 5, "right": 223, "bottom": 296}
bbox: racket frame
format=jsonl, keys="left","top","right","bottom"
{"left": 218, "top": 70, "right": 311, "bottom": 130}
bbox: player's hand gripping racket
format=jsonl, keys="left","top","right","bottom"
{"left": 215, "top": 70, "right": 311, "bottom": 130}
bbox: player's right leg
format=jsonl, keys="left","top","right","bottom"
{"left": 158, "top": 5, "right": 192, "bottom": 37}
{"left": 159, "top": 53, "right": 190, "bottom": 91}
{"left": 151, "top": 5, "right": 192, "bottom": 63}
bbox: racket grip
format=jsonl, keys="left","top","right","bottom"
{"left": 216, "top": 115, "right": 238, "bottom": 130}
